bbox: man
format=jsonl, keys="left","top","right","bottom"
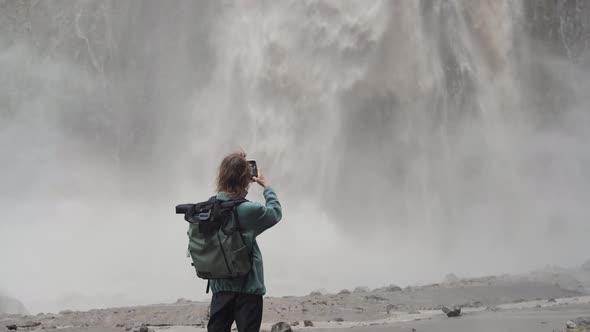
{"left": 207, "top": 152, "right": 282, "bottom": 332}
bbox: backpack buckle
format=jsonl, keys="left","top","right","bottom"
{"left": 198, "top": 210, "right": 211, "bottom": 221}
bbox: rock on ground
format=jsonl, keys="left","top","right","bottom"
{"left": 441, "top": 306, "right": 461, "bottom": 317}
{"left": 375, "top": 285, "right": 402, "bottom": 292}
{"left": 271, "top": 322, "right": 291, "bottom": 332}
{"left": 567, "top": 317, "right": 590, "bottom": 330}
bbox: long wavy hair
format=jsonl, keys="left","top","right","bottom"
{"left": 216, "top": 151, "right": 252, "bottom": 197}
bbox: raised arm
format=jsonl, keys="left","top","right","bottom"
{"left": 250, "top": 175, "right": 282, "bottom": 235}
{"left": 253, "top": 187, "right": 282, "bottom": 233}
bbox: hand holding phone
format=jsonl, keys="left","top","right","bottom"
{"left": 253, "top": 174, "right": 269, "bottom": 188}
{"left": 247, "top": 160, "right": 258, "bottom": 178}
{"left": 248, "top": 159, "right": 269, "bottom": 188}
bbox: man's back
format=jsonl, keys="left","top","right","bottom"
{"left": 210, "top": 186, "right": 282, "bottom": 295}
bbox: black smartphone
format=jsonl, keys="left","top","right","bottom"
{"left": 247, "top": 159, "right": 258, "bottom": 178}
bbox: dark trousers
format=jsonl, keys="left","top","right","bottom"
{"left": 207, "top": 291, "right": 263, "bottom": 332}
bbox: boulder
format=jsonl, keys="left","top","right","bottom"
{"left": 6, "top": 324, "right": 17, "bottom": 331}
{"left": 304, "top": 320, "right": 314, "bottom": 327}
{"left": 441, "top": 306, "right": 461, "bottom": 317}
{"left": 338, "top": 289, "right": 351, "bottom": 295}
{"left": 567, "top": 317, "right": 590, "bottom": 331}
{"left": 574, "top": 317, "right": 590, "bottom": 327}
{"left": 19, "top": 322, "right": 41, "bottom": 328}
{"left": 271, "top": 322, "right": 292, "bottom": 332}
{"left": 386, "top": 304, "right": 398, "bottom": 314}
{"left": 376, "top": 285, "right": 402, "bottom": 292}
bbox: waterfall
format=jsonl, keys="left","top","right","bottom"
{"left": 198, "top": 1, "right": 589, "bottom": 256}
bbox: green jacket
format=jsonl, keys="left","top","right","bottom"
{"left": 210, "top": 187, "right": 282, "bottom": 295}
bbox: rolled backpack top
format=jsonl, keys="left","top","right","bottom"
{"left": 180, "top": 196, "right": 253, "bottom": 280}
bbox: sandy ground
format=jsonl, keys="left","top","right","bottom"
{"left": 42, "top": 302, "right": 590, "bottom": 332}
{"left": 2, "top": 271, "right": 589, "bottom": 332}
{"left": 313, "top": 304, "right": 590, "bottom": 332}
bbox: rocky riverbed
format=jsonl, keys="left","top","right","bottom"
{"left": 2, "top": 270, "right": 589, "bottom": 332}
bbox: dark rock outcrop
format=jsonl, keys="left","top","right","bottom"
{"left": 375, "top": 285, "right": 402, "bottom": 292}
{"left": 566, "top": 317, "right": 590, "bottom": 330}
{"left": 386, "top": 304, "right": 398, "bottom": 314}
{"left": 338, "top": 289, "right": 351, "bottom": 295}
{"left": 19, "top": 322, "right": 41, "bottom": 329}
{"left": 441, "top": 306, "right": 461, "bottom": 317}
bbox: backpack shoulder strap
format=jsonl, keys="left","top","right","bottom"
{"left": 219, "top": 197, "right": 248, "bottom": 209}
{"left": 230, "top": 198, "right": 248, "bottom": 226}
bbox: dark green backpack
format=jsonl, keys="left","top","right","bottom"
{"left": 182, "top": 196, "right": 252, "bottom": 280}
